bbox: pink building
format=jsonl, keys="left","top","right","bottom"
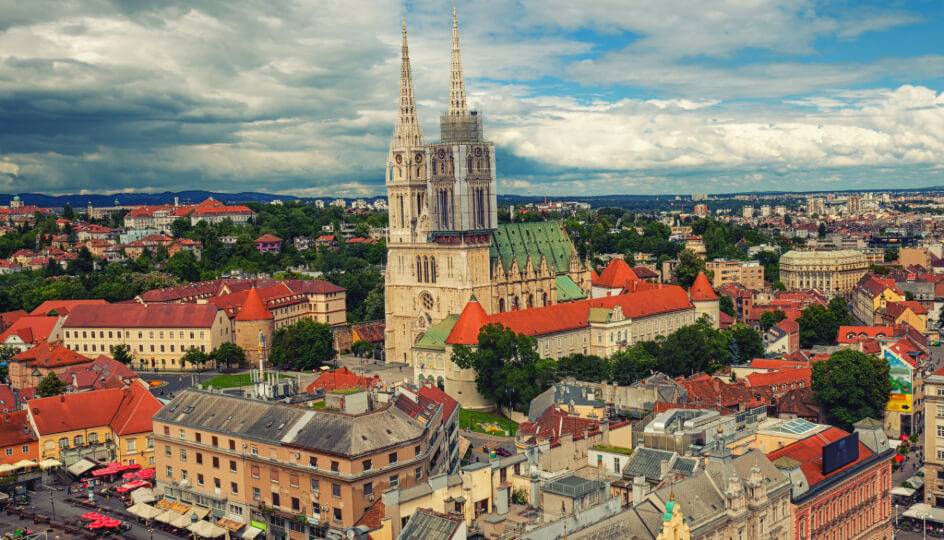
{"left": 254, "top": 233, "right": 282, "bottom": 254}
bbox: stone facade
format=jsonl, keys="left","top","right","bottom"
{"left": 779, "top": 250, "right": 869, "bottom": 296}
{"left": 384, "top": 13, "right": 589, "bottom": 371}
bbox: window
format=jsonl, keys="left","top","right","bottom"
{"left": 290, "top": 474, "right": 299, "bottom": 488}
{"left": 211, "top": 436, "right": 218, "bottom": 447}
{"left": 196, "top": 452, "right": 203, "bottom": 465}
{"left": 229, "top": 460, "right": 237, "bottom": 472}
{"left": 212, "top": 456, "right": 219, "bottom": 469}
{"left": 389, "top": 474, "right": 399, "bottom": 488}
{"left": 178, "top": 429, "right": 185, "bottom": 440}
{"left": 333, "top": 508, "right": 342, "bottom": 521}
{"left": 252, "top": 487, "right": 260, "bottom": 501}
{"left": 179, "top": 449, "right": 187, "bottom": 461}
{"left": 250, "top": 465, "right": 260, "bottom": 479}
{"left": 230, "top": 482, "right": 238, "bottom": 494}
{"left": 19, "top": 445, "right": 27, "bottom": 454}
{"left": 165, "top": 466, "right": 173, "bottom": 478}
{"left": 58, "top": 437, "right": 68, "bottom": 449}
{"left": 271, "top": 493, "right": 280, "bottom": 507}
{"left": 311, "top": 478, "right": 320, "bottom": 492}
{"left": 364, "top": 482, "right": 373, "bottom": 496}
{"left": 164, "top": 445, "right": 171, "bottom": 457}
{"left": 291, "top": 497, "right": 300, "bottom": 511}
{"left": 414, "top": 445, "right": 421, "bottom": 456}
{"left": 270, "top": 469, "right": 279, "bottom": 483}
{"left": 127, "top": 438, "right": 137, "bottom": 452}
{"left": 388, "top": 452, "right": 398, "bottom": 464}
{"left": 197, "top": 473, "right": 204, "bottom": 486}
{"left": 415, "top": 466, "right": 423, "bottom": 480}
{"left": 229, "top": 439, "right": 235, "bottom": 451}
{"left": 89, "top": 432, "right": 99, "bottom": 444}
{"left": 250, "top": 446, "right": 258, "bottom": 456}
{"left": 4, "top": 449, "right": 11, "bottom": 456}
{"left": 362, "top": 459, "right": 372, "bottom": 471}
{"left": 195, "top": 433, "right": 201, "bottom": 443}
{"left": 214, "top": 477, "right": 220, "bottom": 489}
{"left": 332, "top": 483, "right": 341, "bottom": 498}
{"left": 330, "top": 460, "right": 339, "bottom": 472}
{"left": 74, "top": 435, "right": 84, "bottom": 446}
{"left": 937, "top": 425, "right": 944, "bottom": 438}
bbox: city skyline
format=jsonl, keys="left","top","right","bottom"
{"left": 1, "top": 0, "right": 942, "bottom": 197}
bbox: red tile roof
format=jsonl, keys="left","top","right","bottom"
{"left": 518, "top": 406, "right": 599, "bottom": 444}
{"left": 234, "top": 288, "right": 273, "bottom": 321}
{"left": 744, "top": 367, "right": 812, "bottom": 391}
{"left": 417, "top": 384, "right": 459, "bottom": 422}
{"left": 352, "top": 321, "right": 385, "bottom": 344}
{"left": 61, "top": 356, "right": 138, "bottom": 391}
{"left": 677, "top": 373, "right": 773, "bottom": 409}
{"left": 28, "top": 383, "right": 159, "bottom": 436}
{"left": 856, "top": 275, "right": 902, "bottom": 298}
{"left": 30, "top": 299, "right": 108, "bottom": 316}
{"left": 836, "top": 325, "right": 897, "bottom": 344}
{"left": 774, "top": 319, "right": 800, "bottom": 334}
{"left": 633, "top": 266, "right": 660, "bottom": 279}
{"left": 593, "top": 258, "right": 639, "bottom": 289}
{"left": 777, "top": 387, "right": 821, "bottom": 420}
{"left": 63, "top": 303, "right": 220, "bottom": 329}
{"left": 305, "top": 367, "right": 382, "bottom": 394}
{"left": 255, "top": 233, "right": 282, "bottom": 243}
{"left": 0, "top": 316, "right": 59, "bottom": 345}
{"left": 446, "top": 286, "right": 694, "bottom": 345}
{"left": 0, "top": 310, "right": 27, "bottom": 331}
{"left": 11, "top": 343, "right": 90, "bottom": 369}
{"left": 0, "top": 410, "right": 36, "bottom": 449}
{"left": 767, "top": 426, "right": 874, "bottom": 488}
{"left": 689, "top": 271, "right": 718, "bottom": 301}
{"left": 885, "top": 300, "right": 928, "bottom": 318}
{"left": 749, "top": 358, "right": 813, "bottom": 370}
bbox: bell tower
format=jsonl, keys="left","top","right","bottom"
{"left": 387, "top": 18, "right": 429, "bottom": 245}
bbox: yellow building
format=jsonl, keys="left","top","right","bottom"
{"left": 883, "top": 301, "right": 928, "bottom": 333}
{"left": 853, "top": 275, "right": 905, "bottom": 325}
{"left": 779, "top": 249, "right": 869, "bottom": 296}
{"left": 62, "top": 303, "right": 231, "bottom": 371}
{"left": 27, "top": 383, "right": 161, "bottom": 467}
{"left": 705, "top": 259, "right": 764, "bottom": 290}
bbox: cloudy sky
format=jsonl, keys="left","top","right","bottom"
{"left": 1, "top": 0, "right": 942, "bottom": 197}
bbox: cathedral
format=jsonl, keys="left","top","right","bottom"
{"left": 384, "top": 10, "right": 592, "bottom": 371}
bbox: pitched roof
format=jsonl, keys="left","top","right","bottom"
{"left": 417, "top": 384, "right": 459, "bottom": 422}
{"left": 0, "top": 410, "right": 36, "bottom": 448}
{"left": 633, "top": 266, "right": 660, "bottom": 279}
{"left": 446, "top": 285, "right": 693, "bottom": 345}
{"left": 415, "top": 315, "right": 458, "bottom": 351}
{"left": 234, "top": 288, "right": 273, "bottom": 321}
{"left": 689, "top": 271, "right": 718, "bottom": 301}
{"left": 398, "top": 509, "right": 463, "bottom": 540}
{"left": 517, "top": 406, "right": 600, "bottom": 444}
{"left": 29, "top": 299, "right": 108, "bottom": 316}
{"left": 594, "top": 258, "right": 639, "bottom": 289}
{"left": 304, "top": 367, "right": 382, "bottom": 394}
{"left": 767, "top": 426, "right": 873, "bottom": 488}
{"left": 11, "top": 343, "right": 90, "bottom": 369}
{"left": 857, "top": 275, "right": 902, "bottom": 298}
{"left": 777, "top": 387, "right": 821, "bottom": 419}
{"left": 28, "top": 384, "right": 160, "bottom": 436}
{"left": 490, "top": 221, "right": 576, "bottom": 275}
{"left": 63, "top": 303, "right": 220, "bottom": 329}
{"left": 885, "top": 300, "right": 928, "bottom": 318}
{"left": 352, "top": 321, "right": 385, "bottom": 344}
{"left": 744, "top": 367, "right": 812, "bottom": 390}
{"left": 0, "top": 316, "right": 59, "bottom": 345}
{"left": 0, "top": 310, "right": 27, "bottom": 330}
{"left": 61, "top": 356, "right": 138, "bottom": 391}
{"left": 774, "top": 319, "right": 800, "bottom": 334}
{"left": 255, "top": 233, "right": 282, "bottom": 243}
{"left": 836, "top": 325, "right": 897, "bottom": 344}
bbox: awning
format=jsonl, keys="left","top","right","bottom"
{"left": 0, "top": 464, "right": 16, "bottom": 475}
{"left": 67, "top": 458, "right": 99, "bottom": 476}
{"left": 190, "top": 506, "right": 211, "bottom": 520}
{"left": 187, "top": 520, "right": 227, "bottom": 538}
{"left": 216, "top": 518, "right": 244, "bottom": 532}
{"left": 39, "top": 458, "right": 62, "bottom": 470}
{"left": 892, "top": 486, "right": 916, "bottom": 497}
{"left": 241, "top": 526, "right": 263, "bottom": 539}
{"left": 168, "top": 512, "right": 193, "bottom": 529}
{"left": 131, "top": 487, "right": 156, "bottom": 504}
{"left": 127, "top": 502, "right": 162, "bottom": 520}
{"left": 903, "top": 503, "right": 944, "bottom": 523}
{"left": 13, "top": 459, "right": 37, "bottom": 469}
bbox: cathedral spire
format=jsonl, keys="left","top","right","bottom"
{"left": 448, "top": 6, "right": 468, "bottom": 117}
{"left": 394, "top": 17, "right": 422, "bottom": 147}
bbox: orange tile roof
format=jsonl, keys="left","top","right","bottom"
{"left": 446, "top": 286, "right": 693, "bottom": 345}
{"left": 255, "top": 233, "right": 282, "bottom": 243}
{"left": 767, "top": 426, "right": 873, "bottom": 488}
{"left": 417, "top": 384, "right": 459, "bottom": 422}
{"left": 836, "top": 325, "right": 896, "bottom": 344}
{"left": 30, "top": 299, "right": 108, "bottom": 316}
{"left": 11, "top": 343, "right": 90, "bottom": 369}
{"left": 0, "top": 410, "right": 36, "bottom": 448}
{"left": 593, "top": 258, "right": 639, "bottom": 289}
{"left": 234, "top": 288, "right": 273, "bottom": 321}
{"left": 28, "top": 383, "right": 159, "bottom": 436}
{"left": 305, "top": 367, "right": 382, "bottom": 394}
{"left": 744, "top": 367, "right": 812, "bottom": 390}
{"left": 63, "top": 303, "right": 220, "bottom": 329}
{"left": 0, "top": 316, "right": 59, "bottom": 345}
{"left": 689, "top": 271, "right": 718, "bottom": 301}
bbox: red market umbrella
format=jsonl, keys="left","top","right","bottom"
{"left": 895, "top": 454, "right": 905, "bottom": 463}
{"left": 81, "top": 512, "right": 104, "bottom": 521}
{"left": 125, "top": 463, "right": 142, "bottom": 471}
{"left": 102, "top": 519, "right": 121, "bottom": 528}
{"left": 87, "top": 521, "right": 105, "bottom": 530}
{"left": 91, "top": 468, "right": 116, "bottom": 477}
{"left": 122, "top": 472, "right": 136, "bottom": 480}
{"left": 136, "top": 469, "right": 155, "bottom": 479}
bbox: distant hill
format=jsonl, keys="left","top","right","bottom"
{"left": 0, "top": 191, "right": 299, "bottom": 207}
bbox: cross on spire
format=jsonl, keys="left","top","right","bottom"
{"left": 448, "top": 6, "right": 469, "bottom": 117}
{"left": 394, "top": 17, "right": 423, "bottom": 147}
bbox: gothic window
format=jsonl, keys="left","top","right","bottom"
{"left": 440, "top": 162, "right": 445, "bottom": 174}
{"left": 423, "top": 257, "right": 430, "bottom": 284}
{"left": 416, "top": 256, "right": 423, "bottom": 283}
{"left": 527, "top": 294, "right": 534, "bottom": 308}
{"left": 398, "top": 196, "right": 405, "bottom": 228}
{"left": 467, "top": 155, "right": 473, "bottom": 172}
{"left": 430, "top": 258, "right": 437, "bottom": 283}
{"left": 420, "top": 293, "right": 434, "bottom": 310}
{"left": 498, "top": 298, "right": 505, "bottom": 312}
{"left": 543, "top": 291, "right": 549, "bottom": 306}
{"left": 511, "top": 296, "right": 519, "bottom": 310}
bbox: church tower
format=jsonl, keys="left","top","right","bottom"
{"left": 384, "top": 10, "right": 496, "bottom": 365}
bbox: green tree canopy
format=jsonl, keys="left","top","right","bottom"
{"left": 812, "top": 349, "right": 890, "bottom": 430}
{"left": 719, "top": 295, "right": 735, "bottom": 317}
{"left": 451, "top": 324, "right": 555, "bottom": 411}
{"left": 269, "top": 319, "right": 336, "bottom": 371}
{"left": 181, "top": 347, "right": 212, "bottom": 368}
{"left": 555, "top": 354, "right": 609, "bottom": 383}
{"left": 674, "top": 249, "right": 709, "bottom": 288}
{"left": 610, "top": 345, "right": 657, "bottom": 385}
{"left": 110, "top": 344, "right": 133, "bottom": 365}
{"left": 726, "top": 324, "right": 765, "bottom": 363}
{"left": 211, "top": 342, "right": 247, "bottom": 370}
{"left": 166, "top": 251, "right": 201, "bottom": 282}
{"left": 759, "top": 310, "right": 787, "bottom": 331}
{"left": 797, "top": 298, "right": 852, "bottom": 348}
{"left": 36, "top": 372, "right": 67, "bottom": 397}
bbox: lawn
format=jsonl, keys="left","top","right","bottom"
{"left": 199, "top": 372, "right": 291, "bottom": 389}
{"left": 459, "top": 409, "right": 519, "bottom": 436}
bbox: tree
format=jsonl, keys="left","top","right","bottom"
{"left": 110, "top": 344, "right": 133, "bottom": 365}
{"left": 181, "top": 347, "right": 212, "bottom": 369}
{"left": 797, "top": 300, "right": 851, "bottom": 348}
{"left": 452, "top": 324, "right": 554, "bottom": 411}
{"left": 650, "top": 318, "right": 731, "bottom": 376}
{"left": 0, "top": 346, "right": 16, "bottom": 383}
{"left": 170, "top": 218, "right": 192, "bottom": 239}
{"left": 813, "top": 349, "right": 890, "bottom": 430}
{"left": 36, "top": 372, "right": 67, "bottom": 397}
{"left": 674, "top": 249, "right": 709, "bottom": 288}
{"left": 817, "top": 222, "right": 827, "bottom": 239}
{"left": 759, "top": 310, "right": 787, "bottom": 331}
{"left": 555, "top": 354, "right": 610, "bottom": 382}
{"left": 719, "top": 295, "right": 735, "bottom": 317}
{"left": 211, "top": 342, "right": 247, "bottom": 370}
{"left": 726, "top": 324, "right": 765, "bottom": 363}
{"left": 62, "top": 204, "right": 75, "bottom": 220}
{"left": 350, "top": 340, "right": 374, "bottom": 358}
{"left": 610, "top": 345, "right": 656, "bottom": 385}
{"left": 166, "top": 251, "right": 201, "bottom": 282}
{"left": 269, "top": 319, "right": 336, "bottom": 371}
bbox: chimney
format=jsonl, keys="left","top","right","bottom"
{"left": 632, "top": 475, "right": 647, "bottom": 506}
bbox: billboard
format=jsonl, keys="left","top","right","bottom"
{"left": 884, "top": 346, "right": 914, "bottom": 412}
{"left": 822, "top": 432, "right": 860, "bottom": 475}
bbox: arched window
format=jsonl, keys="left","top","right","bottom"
{"left": 423, "top": 257, "right": 430, "bottom": 284}
{"left": 543, "top": 291, "right": 549, "bottom": 306}
{"left": 430, "top": 258, "right": 437, "bottom": 283}
{"left": 467, "top": 155, "right": 473, "bottom": 171}
{"left": 498, "top": 298, "right": 505, "bottom": 312}
{"left": 437, "top": 376, "right": 445, "bottom": 391}
{"left": 511, "top": 296, "right": 519, "bottom": 310}
{"left": 416, "top": 256, "right": 423, "bottom": 283}
{"left": 527, "top": 294, "right": 534, "bottom": 308}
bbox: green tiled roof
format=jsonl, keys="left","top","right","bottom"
{"left": 555, "top": 275, "right": 586, "bottom": 301}
{"left": 414, "top": 315, "right": 459, "bottom": 350}
{"left": 490, "top": 221, "right": 575, "bottom": 275}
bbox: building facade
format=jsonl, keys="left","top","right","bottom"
{"left": 779, "top": 250, "right": 869, "bottom": 296}
{"left": 705, "top": 259, "right": 764, "bottom": 290}
{"left": 384, "top": 12, "right": 590, "bottom": 366}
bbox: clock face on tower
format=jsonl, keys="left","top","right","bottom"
{"left": 474, "top": 147, "right": 482, "bottom": 157}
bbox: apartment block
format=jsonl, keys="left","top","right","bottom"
{"left": 705, "top": 259, "right": 765, "bottom": 290}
